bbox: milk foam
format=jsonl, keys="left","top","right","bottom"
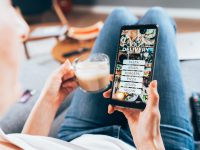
{"left": 75, "top": 61, "right": 110, "bottom": 92}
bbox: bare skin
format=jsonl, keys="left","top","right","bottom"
{"left": 22, "top": 60, "right": 78, "bottom": 136}
{"left": 0, "top": 0, "right": 29, "bottom": 115}
{"left": 0, "top": 1, "right": 164, "bottom": 149}
{"left": 104, "top": 80, "right": 165, "bottom": 150}
{"left": 0, "top": 141, "right": 21, "bottom": 150}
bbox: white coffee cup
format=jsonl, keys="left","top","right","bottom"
{"left": 73, "top": 53, "right": 110, "bottom": 93}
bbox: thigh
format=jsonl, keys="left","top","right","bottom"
{"left": 58, "top": 8, "right": 138, "bottom": 140}
{"left": 137, "top": 7, "right": 194, "bottom": 149}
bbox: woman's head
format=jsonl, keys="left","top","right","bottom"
{"left": 0, "top": 0, "right": 29, "bottom": 115}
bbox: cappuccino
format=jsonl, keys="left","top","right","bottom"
{"left": 75, "top": 61, "right": 110, "bottom": 92}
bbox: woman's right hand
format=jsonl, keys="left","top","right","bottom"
{"left": 39, "top": 59, "right": 78, "bottom": 108}
{"left": 103, "top": 80, "right": 165, "bottom": 150}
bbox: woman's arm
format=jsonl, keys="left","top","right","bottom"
{"left": 0, "top": 141, "right": 22, "bottom": 150}
{"left": 22, "top": 60, "right": 77, "bottom": 136}
{"left": 22, "top": 96, "right": 59, "bottom": 136}
{"left": 103, "top": 80, "right": 165, "bottom": 150}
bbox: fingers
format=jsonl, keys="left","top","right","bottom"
{"left": 113, "top": 106, "right": 136, "bottom": 117}
{"left": 63, "top": 70, "right": 75, "bottom": 81}
{"left": 107, "top": 105, "right": 140, "bottom": 120}
{"left": 55, "top": 59, "right": 77, "bottom": 83}
{"left": 109, "top": 74, "right": 114, "bottom": 81}
{"left": 62, "top": 87, "right": 75, "bottom": 95}
{"left": 103, "top": 89, "right": 112, "bottom": 98}
{"left": 58, "top": 59, "right": 73, "bottom": 77}
{"left": 61, "top": 80, "right": 78, "bottom": 96}
{"left": 108, "top": 104, "right": 115, "bottom": 114}
{"left": 103, "top": 74, "right": 113, "bottom": 98}
{"left": 62, "top": 80, "right": 78, "bottom": 89}
{"left": 146, "top": 80, "right": 159, "bottom": 110}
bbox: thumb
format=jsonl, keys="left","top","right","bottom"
{"left": 146, "top": 80, "right": 159, "bottom": 110}
{"left": 58, "top": 59, "right": 73, "bottom": 77}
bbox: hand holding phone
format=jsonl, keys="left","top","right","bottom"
{"left": 103, "top": 80, "right": 165, "bottom": 150}
{"left": 109, "top": 24, "right": 159, "bottom": 109}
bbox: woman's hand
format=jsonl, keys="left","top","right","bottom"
{"left": 103, "top": 80, "right": 165, "bottom": 150}
{"left": 39, "top": 59, "right": 78, "bottom": 107}
{"left": 23, "top": 59, "right": 78, "bottom": 136}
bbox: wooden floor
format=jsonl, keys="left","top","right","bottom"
{"left": 66, "top": 11, "right": 200, "bottom": 33}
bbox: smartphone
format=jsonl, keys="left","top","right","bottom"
{"left": 109, "top": 24, "right": 159, "bottom": 109}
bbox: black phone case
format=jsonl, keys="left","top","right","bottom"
{"left": 108, "top": 24, "right": 159, "bottom": 109}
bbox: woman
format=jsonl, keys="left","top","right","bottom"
{"left": 0, "top": 1, "right": 194, "bottom": 149}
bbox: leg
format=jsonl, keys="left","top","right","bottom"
{"left": 137, "top": 7, "right": 194, "bottom": 150}
{"left": 58, "top": 8, "right": 138, "bottom": 142}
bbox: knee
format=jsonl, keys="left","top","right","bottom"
{"left": 109, "top": 7, "right": 131, "bottom": 20}
{"left": 107, "top": 7, "right": 138, "bottom": 27}
{"left": 146, "top": 7, "right": 176, "bottom": 31}
{"left": 148, "top": 7, "right": 168, "bottom": 18}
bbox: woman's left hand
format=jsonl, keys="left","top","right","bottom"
{"left": 39, "top": 59, "right": 78, "bottom": 107}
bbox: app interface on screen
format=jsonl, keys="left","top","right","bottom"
{"left": 112, "top": 28, "right": 157, "bottom": 103}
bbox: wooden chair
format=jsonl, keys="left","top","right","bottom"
{"left": 23, "top": 0, "right": 103, "bottom": 62}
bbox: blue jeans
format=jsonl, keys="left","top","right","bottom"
{"left": 58, "top": 7, "right": 194, "bottom": 150}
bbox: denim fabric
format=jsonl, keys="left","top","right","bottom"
{"left": 58, "top": 7, "right": 194, "bottom": 150}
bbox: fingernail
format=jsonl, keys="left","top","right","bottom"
{"left": 65, "top": 59, "right": 73, "bottom": 70}
{"left": 152, "top": 80, "right": 157, "bottom": 88}
{"left": 65, "top": 59, "right": 71, "bottom": 65}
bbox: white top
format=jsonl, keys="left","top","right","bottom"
{"left": 0, "top": 129, "right": 136, "bottom": 150}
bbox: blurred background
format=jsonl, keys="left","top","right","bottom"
{"left": 0, "top": 1, "right": 199, "bottom": 149}
{"left": 13, "top": 0, "right": 200, "bottom": 27}
{"left": 12, "top": 0, "right": 200, "bottom": 62}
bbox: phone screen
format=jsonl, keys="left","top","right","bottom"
{"left": 111, "top": 26, "right": 158, "bottom": 105}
